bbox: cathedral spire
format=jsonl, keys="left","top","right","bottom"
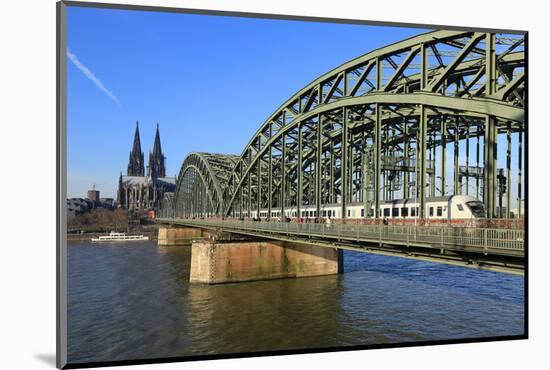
{"left": 132, "top": 121, "right": 142, "bottom": 154}
{"left": 127, "top": 121, "right": 145, "bottom": 176}
{"left": 152, "top": 123, "right": 162, "bottom": 158}
{"left": 147, "top": 123, "right": 166, "bottom": 179}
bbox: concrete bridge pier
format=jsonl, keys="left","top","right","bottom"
{"left": 157, "top": 226, "right": 204, "bottom": 246}
{"left": 190, "top": 236, "right": 343, "bottom": 284}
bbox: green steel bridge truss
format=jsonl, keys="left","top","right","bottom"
{"left": 159, "top": 30, "right": 525, "bottom": 220}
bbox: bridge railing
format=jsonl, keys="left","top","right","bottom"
{"left": 161, "top": 218, "right": 524, "bottom": 252}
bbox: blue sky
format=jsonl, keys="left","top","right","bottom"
{"left": 66, "top": 6, "right": 525, "bottom": 209}
{"left": 67, "top": 6, "right": 428, "bottom": 198}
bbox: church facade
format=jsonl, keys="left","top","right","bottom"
{"left": 116, "top": 122, "right": 176, "bottom": 211}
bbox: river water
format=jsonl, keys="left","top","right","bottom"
{"left": 67, "top": 240, "right": 524, "bottom": 364}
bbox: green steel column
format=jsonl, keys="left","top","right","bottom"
{"left": 330, "top": 141, "right": 335, "bottom": 203}
{"left": 374, "top": 104, "right": 381, "bottom": 218}
{"left": 476, "top": 129, "right": 480, "bottom": 199}
{"left": 281, "top": 134, "right": 286, "bottom": 219}
{"left": 257, "top": 159, "right": 262, "bottom": 214}
{"left": 248, "top": 172, "right": 251, "bottom": 218}
{"left": 485, "top": 33, "right": 497, "bottom": 218}
{"left": 268, "top": 146, "right": 272, "bottom": 219}
{"left": 506, "top": 123, "right": 511, "bottom": 219}
{"left": 517, "top": 130, "right": 523, "bottom": 217}
{"left": 316, "top": 115, "right": 323, "bottom": 218}
{"left": 419, "top": 105, "right": 428, "bottom": 219}
{"left": 193, "top": 177, "right": 197, "bottom": 217}
{"left": 454, "top": 118, "right": 460, "bottom": 195}
{"left": 484, "top": 115, "right": 497, "bottom": 218}
{"left": 341, "top": 108, "right": 348, "bottom": 219}
{"left": 486, "top": 33, "right": 497, "bottom": 96}
{"left": 360, "top": 132, "right": 366, "bottom": 204}
{"left": 466, "top": 124, "right": 470, "bottom": 196}
{"left": 377, "top": 56, "right": 385, "bottom": 208}
{"left": 297, "top": 123, "right": 303, "bottom": 218}
{"left": 403, "top": 118, "right": 409, "bottom": 198}
{"left": 441, "top": 118, "right": 447, "bottom": 196}
{"left": 386, "top": 128, "right": 390, "bottom": 200}
{"left": 350, "top": 134, "right": 355, "bottom": 202}
{"left": 430, "top": 130, "right": 436, "bottom": 197}
{"left": 188, "top": 175, "right": 192, "bottom": 217}
{"left": 240, "top": 165, "right": 244, "bottom": 218}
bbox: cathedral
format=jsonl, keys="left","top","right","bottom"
{"left": 116, "top": 122, "right": 176, "bottom": 211}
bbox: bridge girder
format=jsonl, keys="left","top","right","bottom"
{"left": 160, "top": 30, "right": 525, "bottom": 220}
{"left": 222, "top": 30, "right": 525, "bottom": 219}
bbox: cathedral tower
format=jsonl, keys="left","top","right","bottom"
{"left": 147, "top": 124, "right": 166, "bottom": 179}
{"left": 127, "top": 121, "right": 145, "bottom": 176}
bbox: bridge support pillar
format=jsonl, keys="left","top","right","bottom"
{"left": 157, "top": 226, "right": 203, "bottom": 246}
{"left": 190, "top": 240, "right": 343, "bottom": 284}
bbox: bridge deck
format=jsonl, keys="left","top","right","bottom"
{"left": 158, "top": 218, "right": 524, "bottom": 267}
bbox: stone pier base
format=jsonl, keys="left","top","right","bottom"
{"left": 190, "top": 240, "right": 343, "bottom": 284}
{"left": 158, "top": 227, "right": 203, "bottom": 246}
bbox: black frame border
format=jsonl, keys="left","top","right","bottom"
{"left": 56, "top": 1, "right": 529, "bottom": 369}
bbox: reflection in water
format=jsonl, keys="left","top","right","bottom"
{"left": 67, "top": 241, "right": 524, "bottom": 364}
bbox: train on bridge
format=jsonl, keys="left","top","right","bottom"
{"left": 251, "top": 195, "right": 486, "bottom": 224}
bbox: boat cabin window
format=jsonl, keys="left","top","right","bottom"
{"left": 437, "top": 206, "right": 443, "bottom": 216}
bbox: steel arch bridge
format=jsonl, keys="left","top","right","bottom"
{"left": 159, "top": 152, "right": 239, "bottom": 218}
{"left": 161, "top": 30, "right": 525, "bottom": 221}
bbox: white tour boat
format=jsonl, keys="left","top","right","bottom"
{"left": 91, "top": 231, "right": 149, "bottom": 242}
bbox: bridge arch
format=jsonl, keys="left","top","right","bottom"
{"left": 159, "top": 192, "right": 175, "bottom": 218}
{"left": 221, "top": 30, "right": 525, "bottom": 219}
{"left": 171, "top": 152, "right": 239, "bottom": 217}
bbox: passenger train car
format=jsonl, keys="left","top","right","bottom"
{"left": 249, "top": 195, "right": 485, "bottom": 222}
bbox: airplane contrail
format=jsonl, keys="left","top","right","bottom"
{"left": 67, "top": 48, "right": 121, "bottom": 106}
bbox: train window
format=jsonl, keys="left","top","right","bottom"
{"left": 457, "top": 204, "right": 464, "bottom": 211}
{"left": 437, "top": 206, "right": 442, "bottom": 216}
{"left": 466, "top": 201, "right": 485, "bottom": 217}
{"left": 392, "top": 208, "right": 399, "bottom": 217}
{"left": 429, "top": 207, "right": 434, "bottom": 216}
{"left": 411, "top": 207, "right": 416, "bottom": 216}
{"left": 361, "top": 209, "right": 364, "bottom": 217}
{"left": 383, "top": 208, "right": 390, "bottom": 217}
{"left": 401, "top": 207, "right": 409, "bottom": 217}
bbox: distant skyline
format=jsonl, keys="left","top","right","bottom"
{"left": 66, "top": 6, "right": 427, "bottom": 198}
